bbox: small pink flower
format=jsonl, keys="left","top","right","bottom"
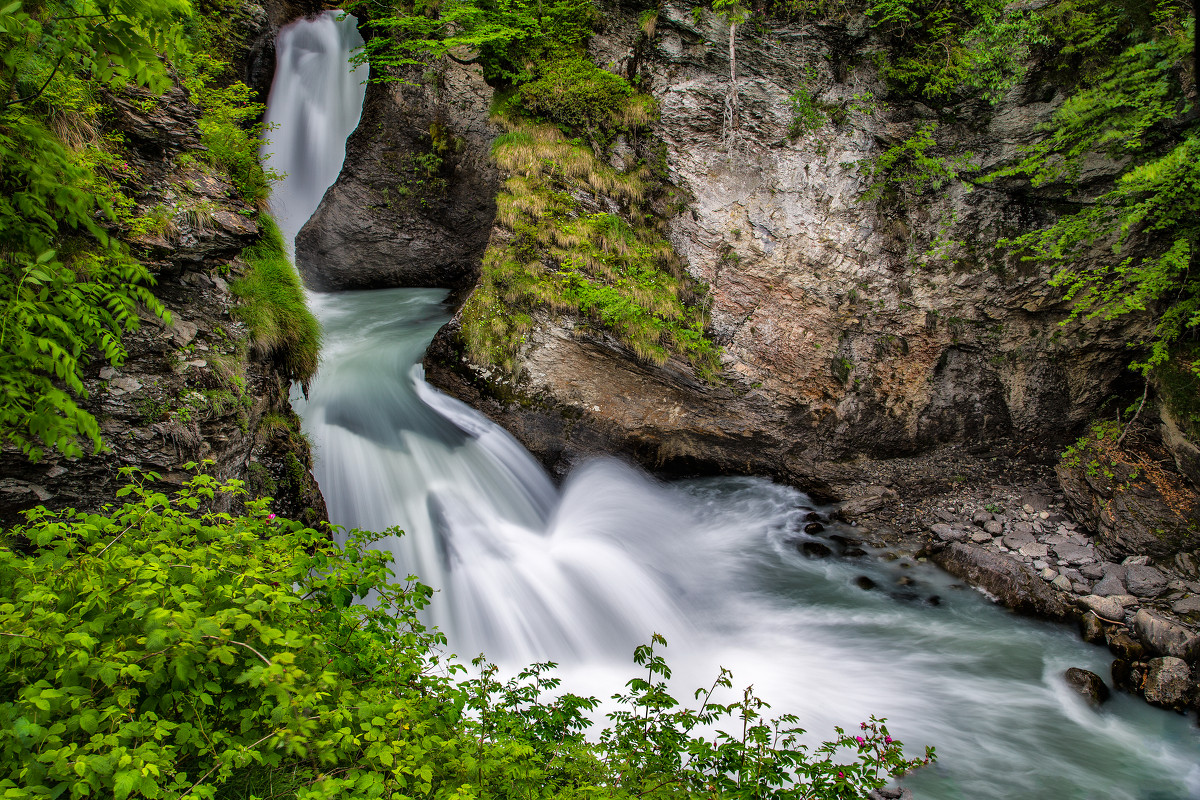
{"left": 884, "top": 736, "right": 893, "bottom": 745}
{"left": 855, "top": 736, "right": 864, "bottom": 745}
{"left": 267, "top": 513, "right": 276, "bottom": 521}
{"left": 837, "top": 772, "right": 844, "bottom": 779}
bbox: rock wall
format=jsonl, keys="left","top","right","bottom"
{"left": 409, "top": 1, "right": 1150, "bottom": 488}
{"left": 0, "top": 75, "right": 325, "bottom": 528}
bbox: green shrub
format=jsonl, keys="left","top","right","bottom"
{"left": 229, "top": 215, "right": 321, "bottom": 384}
{"left": 517, "top": 56, "right": 639, "bottom": 130}
{"left": 0, "top": 471, "right": 933, "bottom": 800}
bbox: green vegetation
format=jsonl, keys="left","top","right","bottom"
{"left": 862, "top": 123, "right": 973, "bottom": 202}
{"left": 0, "top": 471, "right": 931, "bottom": 800}
{"left": 230, "top": 215, "right": 321, "bottom": 385}
{"left": 358, "top": 0, "right": 717, "bottom": 378}
{"left": 0, "top": 0, "right": 308, "bottom": 462}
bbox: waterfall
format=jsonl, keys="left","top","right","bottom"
{"left": 264, "top": 15, "right": 1200, "bottom": 800}
{"left": 260, "top": 11, "right": 366, "bottom": 250}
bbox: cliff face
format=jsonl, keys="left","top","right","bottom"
{"left": 405, "top": 3, "right": 1145, "bottom": 489}
{"left": 0, "top": 43, "right": 325, "bottom": 528}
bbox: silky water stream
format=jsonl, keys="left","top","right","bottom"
{"left": 262, "top": 13, "right": 1200, "bottom": 799}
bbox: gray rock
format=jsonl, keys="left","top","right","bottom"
{"left": 984, "top": 520, "right": 1004, "bottom": 535}
{"left": 1040, "top": 567, "right": 1058, "bottom": 581}
{"left": 867, "top": 788, "right": 914, "bottom": 800}
{"left": 1079, "top": 595, "right": 1125, "bottom": 621}
{"left": 1053, "top": 543, "right": 1095, "bottom": 565}
{"left": 1133, "top": 609, "right": 1200, "bottom": 660}
{"left": 932, "top": 543, "right": 1072, "bottom": 621}
{"left": 1064, "top": 667, "right": 1110, "bottom": 706}
{"left": 108, "top": 376, "right": 142, "bottom": 395}
{"left": 1109, "top": 594, "right": 1140, "bottom": 608}
{"left": 931, "top": 522, "right": 967, "bottom": 542}
{"left": 1141, "top": 657, "right": 1193, "bottom": 710}
{"left": 1019, "top": 543, "right": 1049, "bottom": 559}
{"left": 1173, "top": 596, "right": 1200, "bottom": 616}
{"left": 1125, "top": 565, "right": 1168, "bottom": 597}
{"left": 1002, "top": 530, "right": 1036, "bottom": 550}
{"left": 1080, "top": 563, "right": 1105, "bottom": 580}
{"left": 1124, "top": 555, "right": 1151, "bottom": 567}
{"left": 1079, "top": 611, "right": 1106, "bottom": 644}
{"left": 170, "top": 319, "right": 199, "bottom": 346}
{"left": 970, "top": 531, "right": 993, "bottom": 544}
{"left": 840, "top": 486, "right": 899, "bottom": 517}
{"left": 972, "top": 511, "right": 993, "bottom": 526}
{"left": 1091, "top": 573, "right": 1126, "bottom": 596}
{"left": 1052, "top": 574, "right": 1074, "bottom": 592}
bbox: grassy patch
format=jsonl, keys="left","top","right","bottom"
{"left": 461, "top": 121, "right": 716, "bottom": 377}
{"left": 230, "top": 215, "right": 321, "bottom": 384}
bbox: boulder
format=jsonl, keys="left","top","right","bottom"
{"left": 838, "top": 486, "right": 898, "bottom": 518}
{"left": 1124, "top": 565, "right": 1168, "bottom": 597}
{"left": 931, "top": 542, "right": 1073, "bottom": 621}
{"left": 1107, "top": 630, "right": 1145, "bottom": 661}
{"left": 1078, "top": 595, "right": 1125, "bottom": 621}
{"left": 1132, "top": 609, "right": 1200, "bottom": 660}
{"left": 1053, "top": 543, "right": 1096, "bottom": 565}
{"left": 931, "top": 523, "right": 967, "bottom": 543}
{"left": 1091, "top": 573, "right": 1126, "bottom": 597}
{"left": 1140, "top": 657, "right": 1193, "bottom": 711}
{"left": 1063, "top": 667, "right": 1110, "bottom": 706}
{"left": 868, "top": 788, "right": 915, "bottom": 800}
{"left": 1079, "top": 611, "right": 1106, "bottom": 644}
{"left": 1002, "top": 530, "right": 1036, "bottom": 550}
{"left": 800, "top": 541, "right": 833, "bottom": 559}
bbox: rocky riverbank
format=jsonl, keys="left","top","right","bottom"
{"left": 830, "top": 440, "right": 1200, "bottom": 716}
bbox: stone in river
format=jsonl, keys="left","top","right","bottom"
{"left": 1141, "top": 657, "right": 1192, "bottom": 710}
{"left": 1064, "top": 667, "right": 1110, "bottom": 706}
{"left": 1079, "top": 611, "right": 1106, "bottom": 644}
{"left": 800, "top": 541, "right": 833, "bottom": 559}
{"left": 854, "top": 576, "right": 876, "bottom": 591}
{"left": 804, "top": 522, "right": 825, "bottom": 534}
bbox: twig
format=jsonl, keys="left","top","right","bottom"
{"left": 1115, "top": 380, "right": 1150, "bottom": 449}
{"left": 202, "top": 636, "right": 272, "bottom": 666}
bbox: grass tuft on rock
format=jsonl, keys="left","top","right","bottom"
{"left": 230, "top": 214, "right": 321, "bottom": 384}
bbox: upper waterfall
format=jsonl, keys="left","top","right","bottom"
{"left": 261, "top": 11, "right": 366, "bottom": 251}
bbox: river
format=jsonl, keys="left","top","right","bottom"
{"left": 262, "top": 12, "right": 1200, "bottom": 799}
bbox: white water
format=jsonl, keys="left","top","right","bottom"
{"left": 267, "top": 15, "right": 1200, "bottom": 800}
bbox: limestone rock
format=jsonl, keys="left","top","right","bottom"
{"left": 1091, "top": 573, "right": 1126, "bottom": 597}
{"left": 1133, "top": 609, "right": 1200, "bottom": 660}
{"left": 931, "top": 542, "right": 1072, "bottom": 621}
{"left": 1079, "top": 595, "right": 1125, "bottom": 622}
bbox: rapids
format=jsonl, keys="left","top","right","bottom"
{"left": 262, "top": 13, "right": 1200, "bottom": 799}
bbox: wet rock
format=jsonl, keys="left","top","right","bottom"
{"left": 1107, "top": 630, "right": 1145, "bottom": 661}
{"left": 868, "top": 787, "right": 915, "bottom": 800}
{"left": 931, "top": 542, "right": 1073, "bottom": 621}
{"left": 801, "top": 541, "right": 833, "bottom": 559}
{"left": 1063, "top": 667, "right": 1110, "bottom": 706}
{"left": 897, "top": 575, "right": 916, "bottom": 587}
{"left": 843, "top": 547, "right": 868, "bottom": 558}
{"left": 1079, "top": 611, "right": 1106, "bottom": 644}
{"left": 1079, "top": 595, "right": 1125, "bottom": 621}
{"left": 1133, "top": 609, "right": 1200, "bottom": 660}
{"left": 854, "top": 576, "right": 877, "bottom": 591}
{"left": 1140, "top": 657, "right": 1193, "bottom": 711}
{"left": 1124, "top": 565, "right": 1168, "bottom": 598}
{"left": 1091, "top": 573, "right": 1126, "bottom": 597}
{"left": 926, "top": 595, "right": 941, "bottom": 606}
{"left": 804, "top": 522, "right": 825, "bottom": 534}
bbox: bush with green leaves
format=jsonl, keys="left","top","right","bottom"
{"left": 0, "top": 471, "right": 932, "bottom": 799}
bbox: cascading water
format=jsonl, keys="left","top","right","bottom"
{"left": 264, "top": 15, "right": 1200, "bottom": 800}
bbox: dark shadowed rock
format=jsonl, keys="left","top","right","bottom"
{"left": 854, "top": 576, "right": 877, "bottom": 591}
{"left": 801, "top": 541, "right": 833, "bottom": 559}
{"left": 296, "top": 67, "right": 500, "bottom": 292}
{"left": 1079, "top": 611, "right": 1106, "bottom": 644}
{"left": 931, "top": 542, "right": 1073, "bottom": 621}
{"left": 1064, "top": 667, "right": 1110, "bottom": 706}
{"left": 1107, "top": 630, "right": 1145, "bottom": 662}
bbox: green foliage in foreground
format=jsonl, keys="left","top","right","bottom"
{"left": 230, "top": 215, "right": 321, "bottom": 385}
{"left": 0, "top": 472, "right": 932, "bottom": 799}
